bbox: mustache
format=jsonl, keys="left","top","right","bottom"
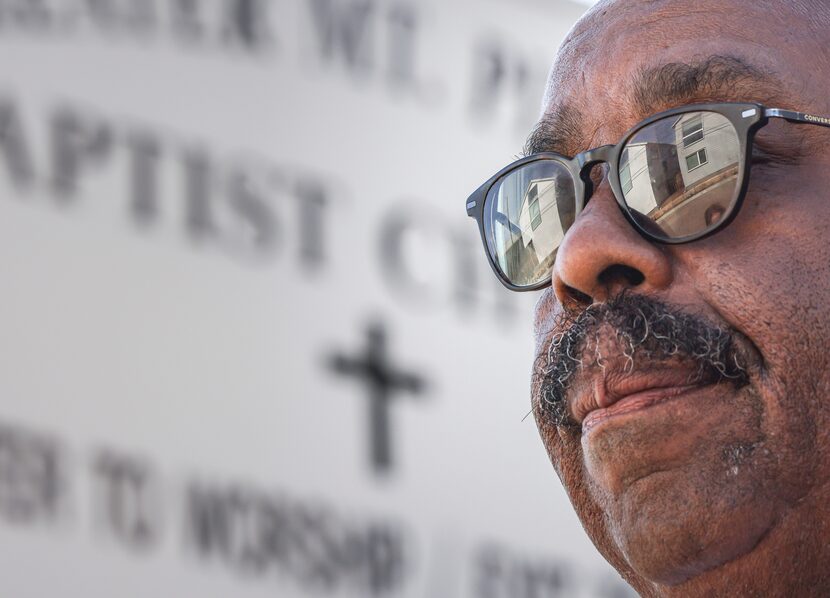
{"left": 535, "top": 293, "right": 750, "bottom": 428}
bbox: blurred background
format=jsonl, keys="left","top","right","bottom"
{"left": 0, "top": 0, "right": 636, "bottom": 596}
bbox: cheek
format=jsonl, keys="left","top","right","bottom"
{"left": 680, "top": 176, "right": 830, "bottom": 476}
{"left": 684, "top": 166, "right": 830, "bottom": 362}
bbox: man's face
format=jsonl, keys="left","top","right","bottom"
{"left": 531, "top": 0, "right": 830, "bottom": 594}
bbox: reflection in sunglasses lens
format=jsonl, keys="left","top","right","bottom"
{"left": 485, "top": 160, "right": 576, "bottom": 288}
{"left": 619, "top": 111, "right": 740, "bottom": 239}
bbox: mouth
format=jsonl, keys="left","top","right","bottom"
{"left": 573, "top": 366, "right": 721, "bottom": 434}
{"left": 535, "top": 292, "right": 757, "bottom": 431}
{"left": 581, "top": 381, "right": 714, "bottom": 433}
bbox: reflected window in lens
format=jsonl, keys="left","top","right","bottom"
{"left": 682, "top": 114, "right": 705, "bottom": 147}
{"left": 685, "top": 148, "right": 708, "bottom": 170}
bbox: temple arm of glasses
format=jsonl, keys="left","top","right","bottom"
{"left": 765, "top": 107, "right": 830, "bottom": 128}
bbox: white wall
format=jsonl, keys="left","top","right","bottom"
{"left": 0, "top": 1, "right": 632, "bottom": 597}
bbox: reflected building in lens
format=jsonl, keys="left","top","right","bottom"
{"left": 491, "top": 164, "right": 574, "bottom": 286}
{"left": 493, "top": 178, "right": 557, "bottom": 285}
{"left": 509, "top": 177, "right": 571, "bottom": 284}
{"left": 621, "top": 112, "right": 740, "bottom": 236}
{"left": 517, "top": 178, "right": 563, "bottom": 262}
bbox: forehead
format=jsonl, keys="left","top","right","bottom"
{"left": 537, "top": 0, "right": 828, "bottom": 155}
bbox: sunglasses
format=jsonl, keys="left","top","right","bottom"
{"left": 466, "top": 102, "right": 830, "bottom": 291}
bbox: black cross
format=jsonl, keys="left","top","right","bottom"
{"left": 329, "top": 322, "right": 426, "bottom": 475}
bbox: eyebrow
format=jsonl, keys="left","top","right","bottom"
{"left": 630, "top": 55, "right": 789, "bottom": 116}
{"left": 522, "top": 55, "right": 790, "bottom": 158}
{"left": 523, "top": 102, "right": 585, "bottom": 158}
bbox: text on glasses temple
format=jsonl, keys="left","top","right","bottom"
{"left": 765, "top": 107, "right": 830, "bottom": 127}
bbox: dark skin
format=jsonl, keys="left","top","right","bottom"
{"left": 531, "top": 0, "right": 830, "bottom": 595}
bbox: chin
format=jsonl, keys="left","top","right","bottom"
{"left": 608, "top": 466, "right": 777, "bottom": 586}
{"left": 578, "top": 384, "right": 782, "bottom": 586}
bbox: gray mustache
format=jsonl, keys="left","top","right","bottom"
{"left": 535, "top": 293, "right": 749, "bottom": 428}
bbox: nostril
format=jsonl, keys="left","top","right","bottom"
{"left": 598, "top": 264, "right": 645, "bottom": 289}
{"left": 563, "top": 284, "right": 593, "bottom": 307}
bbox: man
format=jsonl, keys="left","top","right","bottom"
{"left": 466, "top": 0, "right": 830, "bottom": 595}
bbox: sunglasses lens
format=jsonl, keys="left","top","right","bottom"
{"left": 620, "top": 111, "right": 741, "bottom": 239}
{"left": 484, "top": 159, "right": 575, "bottom": 288}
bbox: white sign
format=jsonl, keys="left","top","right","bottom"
{"left": 0, "top": 1, "right": 632, "bottom": 596}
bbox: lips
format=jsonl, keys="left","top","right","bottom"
{"left": 572, "top": 364, "right": 718, "bottom": 433}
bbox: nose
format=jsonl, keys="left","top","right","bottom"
{"left": 552, "top": 183, "right": 673, "bottom": 307}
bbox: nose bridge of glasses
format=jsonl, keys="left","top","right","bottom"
{"left": 575, "top": 145, "right": 615, "bottom": 199}
{"left": 576, "top": 144, "right": 615, "bottom": 173}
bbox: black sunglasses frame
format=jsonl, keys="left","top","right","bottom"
{"left": 466, "top": 102, "right": 830, "bottom": 292}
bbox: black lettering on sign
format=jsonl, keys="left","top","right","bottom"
{"left": 170, "top": 0, "right": 206, "bottom": 43}
{"left": 125, "top": 129, "right": 162, "bottom": 226}
{"left": 474, "top": 545, "right": 569, "bottom": 598}
{"left": 470, "top": 40, "right": 507, "bottom": 117}
{"left": 306, "top": 0, "right": 430, "bottom": 97}
{"left": 220, "top": 0, "right": 274, "bottom": 52}
{"left": 0, "top": 95, "right": 517, "bottom": 324}
{"left": 0, "top": 421, "right": 67, "bottom": 526}
{"left": 185, "top": 483, "right": 275, "bottom": 573}
{"left": 309, "top": 0, "right": 375, "bottom": 76}
{"left": 0, "top": 1, "right": 276, "bottom": 53}
{"left": 0, "top": 95, "right": 341, "bottom": 268}
{"left": 385, "top": 3, "right": 417, "bottom": 89}
{"left": 92, "top": 449, "right": 162, "bottom": 551}
{"left": 184, "top": 480, "right": 409, "bottom": 595}
{"left": 468, "top": 38, "right": 547, "bottom": 131}
{"left": 378, "top": 204, "right": 453, "bottom": 309}
{"left": 0, "top": 96, "right": 34, "bottom": 191}
{"left": 80, "top": 0, "right": 122, "bottom": 30}
{"left": 1, "top": 0, "right": 53, "bottom": 31}
{"left": 378, "top": 202, "right": 517, "bottom": 322}
{"left": 179, "top": 149, "right": 283, "bottom": 261}
{"left": 50, "top": 106, "right": 112, "bottom": 201}
{"left": 294, "top": 175, "right": 329, "bottom": 271}
{"left": 117, "top": 0, "right": 158, "bottom": 37}
{"left": 224, "top": 165, "right": 279, "bottom": 257}
{"left": 181, "top": 145, "right": 217, "bottom": 242}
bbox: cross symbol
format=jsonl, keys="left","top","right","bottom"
{"left": 329, "top": 322, "right": 426, "bottom": 475}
